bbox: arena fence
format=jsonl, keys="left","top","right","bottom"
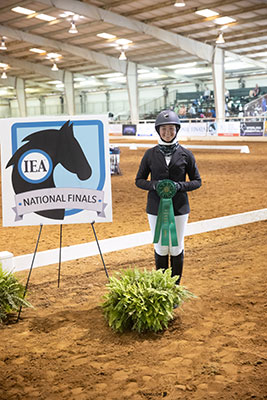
{"left": 112, "top": 143, "right": 250, "bottom": 153}
{"left": 109, "top": 116, "right": 267, "bottom": 140}
{"left": 1, "top": 208, "right": 266, "bottom": 273}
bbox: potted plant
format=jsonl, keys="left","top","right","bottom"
{"left": 102, "top": 268, "right": 195, "bottom": 333}
{"left": 0, "top": 265, "right": 32, "bottom": 323}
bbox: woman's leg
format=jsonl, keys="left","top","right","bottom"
{"left": 148, "top": 213, "right": 188, "bottom": 276}
{"left": 170, "top": 214, "right": 189, "bottom": 284}
{"left": 147, "top": 214, "right": 169, "bottom": 270}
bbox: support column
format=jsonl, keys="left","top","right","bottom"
{"left": 79, "top": 91, "right": 87, "bottom": 114}
{"left": 163, "top": 86, "right": 169, "bottom": 109}
{"left": 64, "top": 70, "right": 75, "bottom": 115}
{"left": 59, "top": 96, "right": 64, "bottom": 114}
{"left": 39, "top": 96, "right": 45, "bottom": 115}
{"left": 105, "top": 90, "right": 110, "bottom": 113}
{"left": 15, "top": 77, "right": 27, "bottom": 117}
{"left": 126, "top": 61, "right": 139, "bottom": 124}
{"left": 212, "top": 47, "right": 225, "bottom": 122}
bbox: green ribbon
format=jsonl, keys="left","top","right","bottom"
{"left": 153, "top": 180, "right": 178, "bottom": 246}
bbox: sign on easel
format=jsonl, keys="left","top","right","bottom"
{"left": 1, "top": 115, "right": 112, "bottom": 227}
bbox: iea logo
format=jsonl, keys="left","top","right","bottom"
{"left": 18, "top": 149, "right": 53, "bottom": 184}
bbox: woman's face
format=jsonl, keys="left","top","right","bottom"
{"left": 159, "top": 124, "right": 177, "bottom": 142}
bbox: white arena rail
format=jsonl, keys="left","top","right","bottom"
{"left": 111, "top": 143, "right": 250, "bottom": 153}
{"left": 1, "top": 208, "right": 266, "bottom": 272}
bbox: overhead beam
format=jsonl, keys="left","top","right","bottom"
{"left": 124, "top": 0, "right": 234, "bottom": 18}
{"left": 160, "top": 3, "right": 267, "bottom": 27}
{"left": 0, "top": 54, "right": 125, "bottom": 90}
{"left": 36, "top": 0, "right": 267, "bottom": 70}
{"left": 0, "top": 54, "right": 64, "bottom": 81}
{"left": 0, "top": 25, "right": 128, "bottom": 75}
{"left": 0, "top": 25, "right": 202, "bottom": 87}
{"left": 186, "top": 15, "right": 267, "bottom": 36}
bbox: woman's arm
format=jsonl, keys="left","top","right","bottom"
{"left": 178, "top": 153, "right": 201, "bottom": 192}
{"left": 135, "top": 151, "right": 158, "bottom": 191}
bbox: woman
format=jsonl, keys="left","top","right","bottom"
{"left": 135, "top": 110, "right": 201, "bottom": 284}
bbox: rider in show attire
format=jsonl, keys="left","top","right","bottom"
{"left": 135, "top": 110, "right": 202, "bottom": 284}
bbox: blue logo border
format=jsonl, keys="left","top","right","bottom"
{"left": 11, "top": 119, "right": 106, "bottom": 217}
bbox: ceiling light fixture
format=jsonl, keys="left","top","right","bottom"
{"left": 115, "top": 38, "right": 133, "bottom": 46}
{"left": 35, "top": 14, "right": 56, "bottom": 22}
{"left": 11, "top": 6, "right": 35, "bottom": 15}
{"left": 47, "top": 52, "right": 62, "bottom": 60}
{"left": 69, "top": 20, "right": 78, "bottom": 34}
{"left": 195, "top": 9, "right": 219, "bottom": 17}
{"left": 51, "top": 62, "right": 59, "bottom": 71}
{"left": 30, "top": 48, "right": 46, "bottom": 54}
{"left": 59, "top": 11, "right": 75, "bottom": 18}
{"left": 97, "top": 32, "right": 116, "bottom": 39}
{"left": 216, "top": 32, "right": 225, "bottom": 44}
{"left": 119, "top": 50, "right": 127, "bottom": 61}
{"left": 213, "top": 16, "right": 236, "bottom": 25}
{"left": 0, "top": 37, "right": 7, "bottom": 50}
{"left": 174, "top": 0, "right": 186, "bottom": 7}
{"left": 1, "top": 71, "right": 7, "bottom": 79}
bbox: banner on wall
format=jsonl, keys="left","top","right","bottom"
{"left": 136, "top": 123, "right": 154, "bottom": 136}
{"left": 240, "top": 121, "right": 264, "bottom": 136}
{"left": 207, "top": 121, "right": 217, "bottom": 136}
{"left": 0, "top": 116, "right": 112, "bottom": 227}
{"left": 180, "top": 122, "right": 206, "bottom": 136}
{"left": 217, "top": 121, "right": 240, "bottom": 137}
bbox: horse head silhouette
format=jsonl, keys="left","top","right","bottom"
{"left": 6, "top": 120, "right": 92, "bottom": 220}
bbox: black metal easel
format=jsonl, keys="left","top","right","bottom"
{"left": 16, "top": 221, "right": 109, "bottom": 322}
{"left": 57, "top": 224, "right": 63, "bottom": 288}
{"left": 91, "top": 221, "right": 109, "bottom": 279}
{"left": 16, "top": 224, "right": 43, "bottom": 322}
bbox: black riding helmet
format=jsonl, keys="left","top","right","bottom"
{"left": 155, "top": 110, "right": 181, "bottom": 139}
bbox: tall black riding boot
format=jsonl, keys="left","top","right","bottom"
{"left": 170, "top": 251, "right": 184, "bottom": 285}
{"left": 154, "top": 251, "right": 168, "bottom": 271}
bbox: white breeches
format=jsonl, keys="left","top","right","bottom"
{"left": 148, "top": 213, "right": 189, "bottom": 256}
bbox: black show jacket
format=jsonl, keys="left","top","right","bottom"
{"left": 135, "top": 144, "right": 201, "bottom": 216}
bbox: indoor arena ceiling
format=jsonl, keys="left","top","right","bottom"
{"left": 0, "top": 0, "right": 266, "bottom": 97}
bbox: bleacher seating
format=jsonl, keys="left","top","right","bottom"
{"left": 139, "top": 86, "right": 267, "bottom": 120}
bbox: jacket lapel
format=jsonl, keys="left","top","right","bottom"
{"left": 156, "top": 146, "right": 167, "bottom": 167}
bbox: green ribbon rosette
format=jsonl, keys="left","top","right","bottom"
{"left": 153, "top": 179, "right": 178, "bottom": 247}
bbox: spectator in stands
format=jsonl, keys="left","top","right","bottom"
{"left": 205, "top": 109, "right": 212, "bottom": 118}
{"left": 254, "top": 84, "right": 260, "bottom": 97}
{"left": 249, "top": 84, "right": 261, "bottom": 98}
{"left": 178, "top": 104, "right": 187, "bottom": 118}
{"left": 225, "top": 88, "right": 230, "bottom": 103}
{"left": 188, "top": 103, "right": 196, "bottom": 117}
{"left": 238, "top": 105, "right": 244, "bottom": 118}
{"left": 203, "top": 86, "right": 211, "bottom": 100}
{"left": 261, "top": 96, "right": 267, "bottom": 112}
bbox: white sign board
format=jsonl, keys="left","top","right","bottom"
{"left": 1, "top": 115, "right": 112, "bottom": 227}
{"left": 217, "top": 121, "right": 240, "bottom": 137}
{"left": 180, "top": 122, "right": 207, "bottom": 137}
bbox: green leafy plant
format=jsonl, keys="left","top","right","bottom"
{"left": 0, "top": 265, "right": 32, "bottom": 323}
{"left": 101, "top": 268, "right": 196, "bottom": 333}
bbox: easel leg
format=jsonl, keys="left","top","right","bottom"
{"left": 58, "top": 224, "right": 63, "bottom": 288}
{"left": 91, "top": 221, "right": 109, "bottom": 279}
{"left": 16, "top": 224, "right": 43, "bottom": 323}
